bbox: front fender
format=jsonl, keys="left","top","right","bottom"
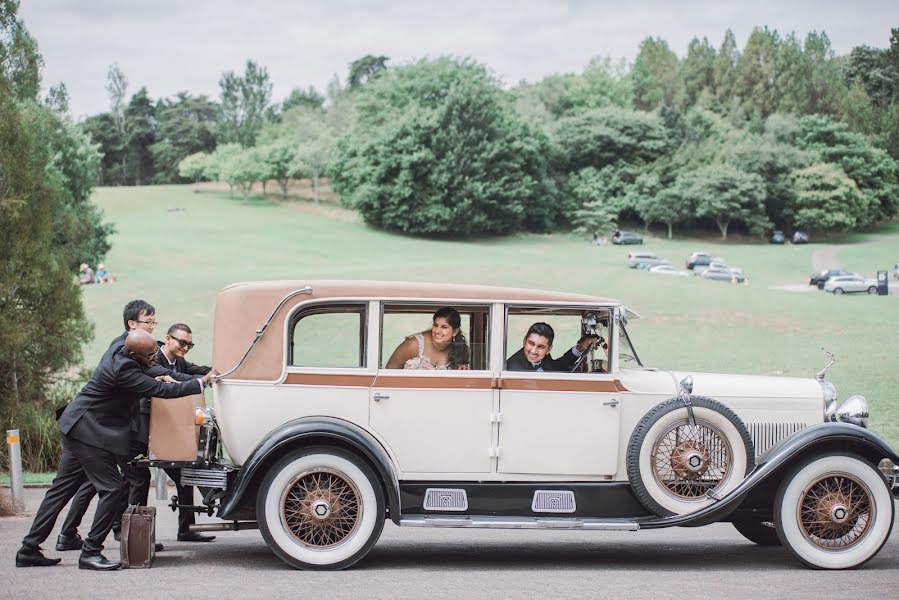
{"left": 217, "top": 416, "right": 401, "bottom": 523}
{"left": 639, "top": 422, "right": 899, "bottom": 529}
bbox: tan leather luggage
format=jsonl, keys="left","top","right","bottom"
{"left": 120, "top": 505, "right": 156, "bottom": 568}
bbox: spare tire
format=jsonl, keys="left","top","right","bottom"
{"left": 626, "top": 396, "right": 755, "bottom": 516}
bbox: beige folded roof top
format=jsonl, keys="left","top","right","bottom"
{"left": 213, "top": 280, "right": 619, "bottom": 381}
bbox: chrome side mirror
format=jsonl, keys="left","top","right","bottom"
{"left": 679, "top": 376, "right": 693, "bottom": 397}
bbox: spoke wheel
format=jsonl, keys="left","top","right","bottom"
{"left": 627, "top": 396, "right": 754, "bottom": 516}
{"left": 651, "top": 420, "right": 733, "bottom": 500}
{"left": 258, "top": 448, "right": 385, "bottom": 570}
{"left": 281, "top": 468, "right": 361, "bottom": 550}
{"left": 775, "top": 453, "right": 894, "bottom": 569}
{"left": 798, "top": 472, "right": 873, "bottom": 551}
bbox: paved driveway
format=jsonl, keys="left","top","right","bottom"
{"left": 2, "top": 488, "right": 898, "bottom": 600}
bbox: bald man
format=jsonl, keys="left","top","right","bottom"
{"left": 17, "top": 330, "right": 213, "bottom": 571}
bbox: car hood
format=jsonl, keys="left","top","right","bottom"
{"left": 619, "top": 368, "right": 823, "bottom": 402}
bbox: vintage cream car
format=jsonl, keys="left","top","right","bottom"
{"left": 150, "top": 280, "right": 899, "bottom": 571}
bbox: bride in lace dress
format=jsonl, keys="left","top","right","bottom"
{"left": 385, "top": 307, "right": 470, "bottom": 370}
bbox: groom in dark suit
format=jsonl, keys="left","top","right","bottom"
{"left": 16, "top": 330, "right": 212, "bottom": 571}
{"left": 505, "top": 322, "right": 597, "bottom": 372}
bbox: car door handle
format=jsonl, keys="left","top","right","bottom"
{"left": 373, "top": 393, "right": 389, "bottom": 402}
{"left": 603, "top": 399, "right": 619, "bottom": 407}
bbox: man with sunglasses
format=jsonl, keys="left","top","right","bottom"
{"left": 16, "top": 330, "right": 212, "bottom": 571}
{"left": 153, "top": 323, "right": 216, "bottom": 542}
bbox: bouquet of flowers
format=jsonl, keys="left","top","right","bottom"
{"left": 404, "top": 356, "right": 435, "bottom": 370}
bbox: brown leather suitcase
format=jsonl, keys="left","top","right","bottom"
{"left": 120, "top": 505, "right": 156, "bottom": 568}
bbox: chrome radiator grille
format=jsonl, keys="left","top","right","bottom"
{"left": 180, "top": 467, "right": 229, "bottom": 489}
{"left": 746, "top": 422, "right": 807, "bottom": 457}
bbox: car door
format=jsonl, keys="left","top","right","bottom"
{"left": 368, "top": 303, "right": 495, "bottom": 476}
{"left": 495, "top": 305, "right": 621, "bottom": 477}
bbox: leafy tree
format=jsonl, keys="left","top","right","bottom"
{"left": 348, "top": 55, "right": 389, "bottom": 89}
{"left": 679, "top": 165, "right": 769, "bottom": 240}
{"left": 106, "top": 63, "right": 128, "bottom": 178}
{"left": 0, "top": 1, "right": 96, "bottom": 412}
{"left": 553, "top": 107, "right": 671, "bottom": 173}
{"left": 220, "top": 147, "right": 266, "bottom": 198}
{"left": 786, "top": 164, "right": 871, "bottom": 233}
{"left": 178, "top": 151, "right": 213, "bottom": 182}
{"left": 124, "top": 87, "right": 155, "bottom": 185}
{"left": 682, "top": 37, "right": 716, "bottom": 107}
{"left": 81, "top": 111, "right": 122, "bottom": 185}
{"left": 629, "top": 173, "right": 691, "bottom": 238}
{"left": 801, "top": 32, "right": 844, "bottom": 116}
{"left": 632, "top": 37, "right": 683, "bottom": 110}
{"left": 733, "top": 27, "right": 780, "bottom": 119}
{"left": 281, "top": 85, "right": 325, "bottom": 111}
{"left": 258, "top": 141, "right": 299, "bottom": 197}
{"left": 333, "top": 58, "right": 556, "bottom": 235}
{"left": 217, "top": 59, "right": 273, "bottom": 147}
{"left": 795, "top": 114, "right": 899, "bottom": 223}
{"left": 714, "top": 29, "right": 740, "bottom": 106}
{"left": 150, "top": 93, "right": 218, "bottom": 183}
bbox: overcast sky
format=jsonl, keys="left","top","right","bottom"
{"left": 18, "top": 0, "right": 898, "bottom": 118}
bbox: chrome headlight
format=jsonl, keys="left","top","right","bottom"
{"left": 832, "top": 395, "right": 868, "bottom": 429}
{"left": 821, "top": 380, "right": 837, "bottom": 420}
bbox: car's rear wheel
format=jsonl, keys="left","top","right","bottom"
{"left": 867, "top": 286, "right": 878, "bottom": 295}
{"left": 627, "top": 396, "right": 755, "bottom": 516}
{"left": 732, "top": 516, "right": 780, "bottom": 546}
{"left": 257, "top": 447, "right": 385, "bottom": 570}
{"left": 834, "top": 288, "right": 844, "bottom": 295}
{"left": 774, "top": 453, "right": 894, "bottom": 569}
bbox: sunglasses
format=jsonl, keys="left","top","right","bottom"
{"left": 133, "top": 350, "right": 157, "bottom": 361}
{"left": 169, "top": 335, "right": 195, "bottom": 350}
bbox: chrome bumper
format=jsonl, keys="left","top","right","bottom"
{"left": 881, "top": 460, "right": 899, "bottom": 498}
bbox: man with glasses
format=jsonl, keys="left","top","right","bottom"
{"left": 153, "top": 323, "right": 216, "bottom": 542}
{"left": 16, "top": 330, "right": 212, "bottom": 570}
{"left": 56, "top": 300, "right": 173, "bottom": 552}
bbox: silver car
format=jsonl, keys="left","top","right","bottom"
{"left": 648, "top": 264, "right": 689, "bottom": 277}
{"left": 701, "top": 266, "right": 746, "bottom": 283}
{"left": 627, "top": 252, "right": 668, "bottom": 269}
{"left": 823, "top": 275, "right": 878, "bottom": 295}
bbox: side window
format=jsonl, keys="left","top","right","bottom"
{"left": 290, "top": 304, "right": 366, "bottom": 368}
{"left": 380, "top": 304, "right": 490, "bottom": 371}
{"left": 505, "top": 307, "right": 611, "bottom": 373}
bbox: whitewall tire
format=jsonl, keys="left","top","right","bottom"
{"left": 257, "top": 447, "right": 385, "bottom": 570}
{"left": 627, "top": 396, "right": 754, "bottom": 516}
{"left": 774, "top": 453, "right": 894, "bottom": 569}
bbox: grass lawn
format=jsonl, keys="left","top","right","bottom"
{"left": 0, "top": 471, "right": 57, "bottom": 486}
{"left": 80, "top": 185, "right": 899, "bottom": 447}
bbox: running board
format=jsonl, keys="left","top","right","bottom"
{"left": 399, "top": 515, "right": 639, "bottom": 531}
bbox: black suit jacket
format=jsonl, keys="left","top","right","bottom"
{"left": 505, "top": 347, "right": 578, "bottom": 372}
{"left": 154, "top": 346, "right": 211, "bottom": 377}
{"left": 58, "top": 343, "right": 203, "bottom": 455}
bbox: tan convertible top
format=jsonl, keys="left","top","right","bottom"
{"left": 213, "top": 280, "right": 619, "bottom": 381}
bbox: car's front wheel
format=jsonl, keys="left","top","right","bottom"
{"left": 774, "top": 453, "right": 894, "bottom": 569}
{"left": 833, "top": 288, "right": 844, "bottom": 295}
{"left": 257, "top": 447, "right": 385, "bottom": 570}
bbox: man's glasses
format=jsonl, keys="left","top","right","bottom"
{"left": 169, "top": 335, "right": 195, "bottom": 350}
{"left": 137, "top": 319, "right": 158, "bottom": 326}
{"left": 134, "top": 350, "right": 157, "bottom": 362}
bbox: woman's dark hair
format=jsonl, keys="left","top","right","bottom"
{"left": 432, "top": 307, "right": 470, "bottom": 369}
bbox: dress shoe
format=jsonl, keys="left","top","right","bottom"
{"left": 112, "top": 529, "right": 121, "bottom": 542}
{"left": 78, "top": 553, "right": 121, "bottom": 571}
{"left": 16, "top": 547, "right": 61, "bottom": 567}
{"left": 155, "top": 543, "right": 164, "bottom": 552}
{"left": 56, "top": 533, "right": 84, "bottom": 551}
{"left": 177, "top": 532, "right": 215, "bottom": 542}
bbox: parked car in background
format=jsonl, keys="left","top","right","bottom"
{"left": 627, "top": 252, "right": 668, "bottom": 269}
{"left": 770, "top": 230, "right": 785, "bottom": 244}
{"left": 612, "top": 230, "right": 644, "bottom": 245}
{"left": 701, "top": 265, "right": 747, "bottom": 284}
{"left": 693, "top": 258, "right": 728, "bottom": 276}
{"left": 809, "top": 269, "right": 852, "bottom": 289}
{"left": 685, "top": 251, "right": 712, "bottom": 270}
{"left": 648, "top": 264, "right": 689, "bottom": 277}
{"left": 823, "top": 275, "right": 878, "bottom": 295}
{"left": 792, "top": 231, "right": 809, "bottom": 244}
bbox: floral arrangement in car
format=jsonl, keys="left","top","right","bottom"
{"left": 404, "top": 356, "right": 435, "bottom": 369}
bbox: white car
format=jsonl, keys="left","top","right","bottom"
{"left": 692, "top": 257, "right": 727, "bottom": 275}
{"left": 627, "top": 252, "right": 668, "bottom": 269}
{"left": 648, "top": 264, "right": 689, "bottom": 277}
{"left": 824, "top": 275, "right": 878, "bottom": 295}
{"left": 138, "top": 281, "right": 899, "bottom": 571}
